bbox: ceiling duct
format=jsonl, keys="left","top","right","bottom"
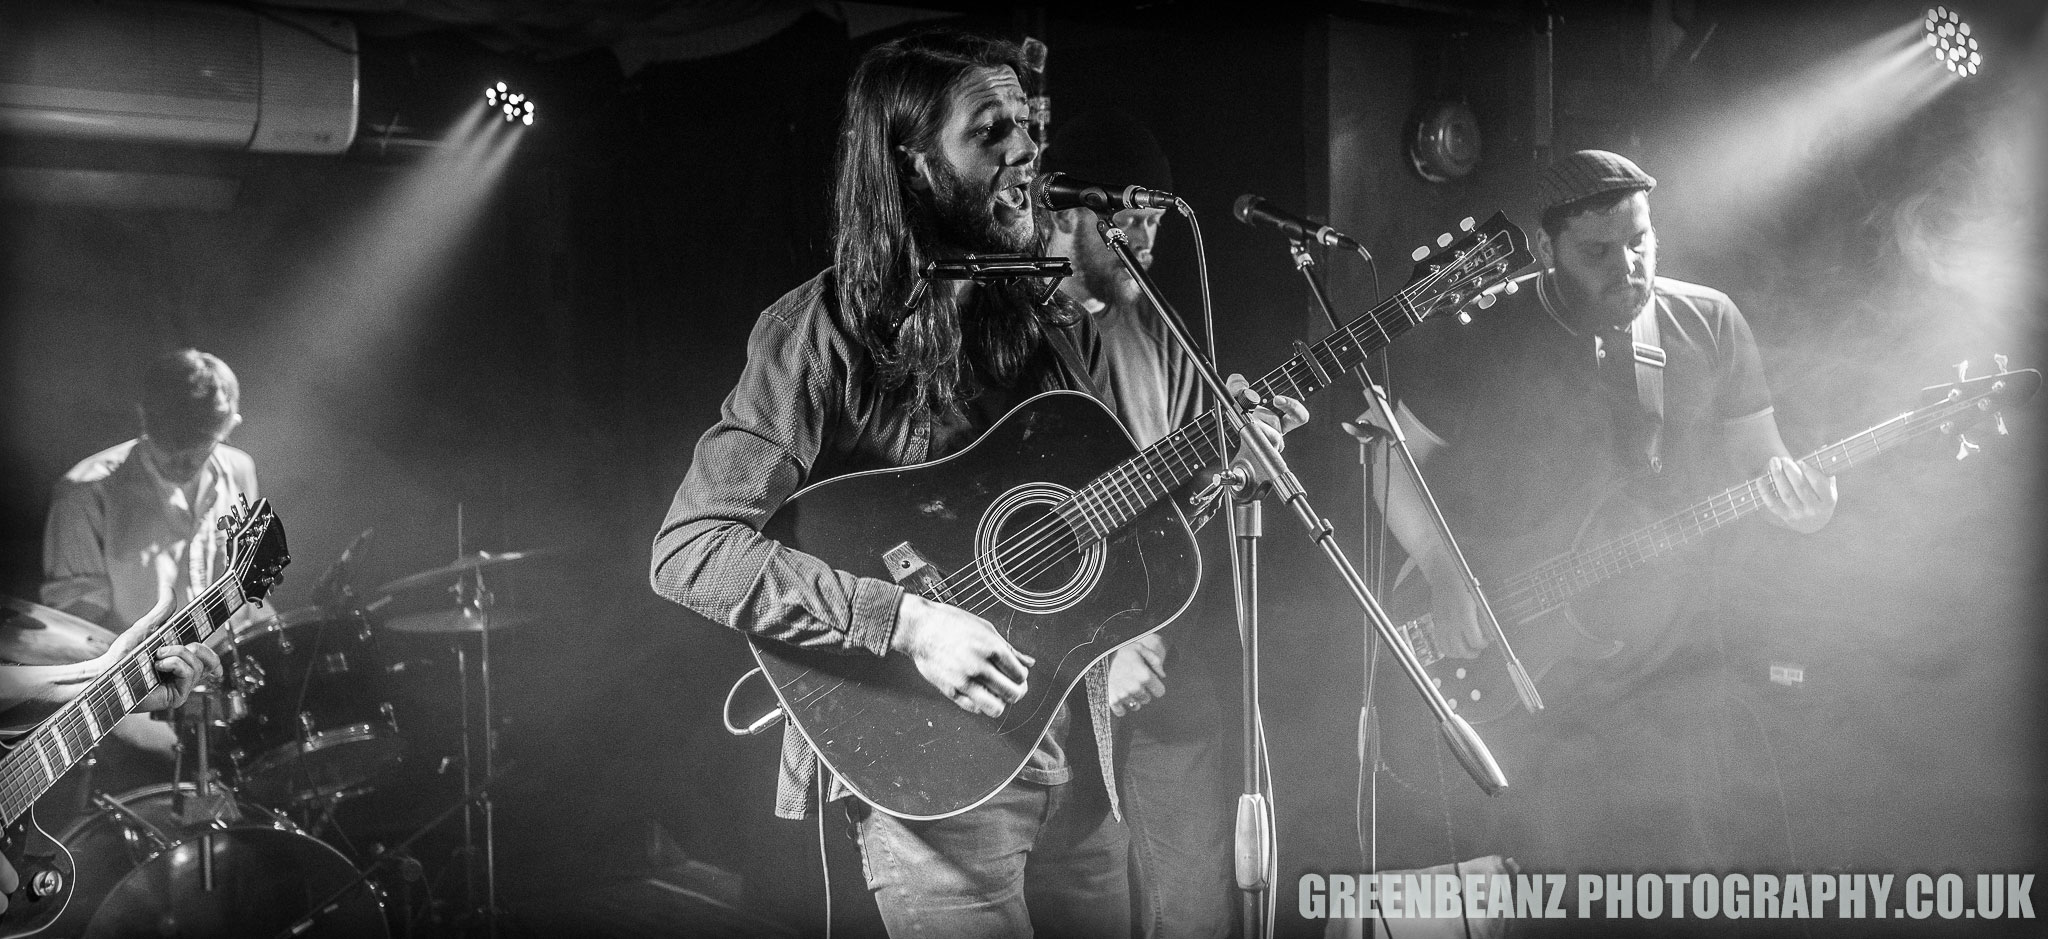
{"left": 0, "top": 0, "right": 358, "bottom": 155}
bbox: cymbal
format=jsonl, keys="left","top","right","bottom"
{"left": 371, "top": 547, "right": 561, "bottom": 599}
{"left": 1, "top": 596, "right": 119, "bottom": 666}
{"left": 380, "top": 606, "right": 532, "bottom": 634}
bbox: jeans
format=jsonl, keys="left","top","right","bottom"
{"left": 852, "top": 776, "right": 1130, "bottom": 939}
{"left": 1120, "top": 663, "right": 1238, "bottom": 939}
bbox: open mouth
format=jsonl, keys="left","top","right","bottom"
{"left": 993, "top": 182, "right": 1030, "bottom": 211}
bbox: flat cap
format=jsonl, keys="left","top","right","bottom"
{"left": 1537, "top": 149, "right": 1655, "bottom": 212}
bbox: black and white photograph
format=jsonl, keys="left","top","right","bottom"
{"left": 0, "top": 1, "right": 2040, "bottom": 937}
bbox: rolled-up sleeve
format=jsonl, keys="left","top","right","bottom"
{"left": 650, "top": 301, "right": 903, "bottom": 656}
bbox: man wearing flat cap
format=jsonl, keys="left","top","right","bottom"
{"left": 1361, "top": 150, "right": 1836, "bottom": 872}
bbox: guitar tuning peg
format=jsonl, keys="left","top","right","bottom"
{"left": 1955, "top": 359, "right": 1970, "bottom": 382}
{"left": 1956, "top": 434, "right": 1980, "bottom": 460}
{"left": 1475, "top": 294, "right": 1497, "bottom": 310}
{"left": 1457, "top": 311, "right": 1474, "bottom": 324}
{"left": 1460, "top": 217, "right": 1475, "bottom": 232}
{"left": 1994, "top": 353, "right": 2008, "bottom": 372}
{"left": 1436, "top": 232, "right": 1453, "bottom": 248}
{"left": 1994, "top": 412, "right": 2008, "bottom": 435}
{"left": 1501, "top": 280, "right": 1520, "bottom": 295}
{"left": 1411, "top": 245, "right": 1430, "bottom": 262}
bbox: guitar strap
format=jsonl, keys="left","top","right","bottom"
{"left": 1629, "top": 299, "right": 1667, "bottom": 474}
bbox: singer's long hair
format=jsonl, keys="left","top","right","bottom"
{"left": 832, "top": 28, "right": 1070, "bottom": 421}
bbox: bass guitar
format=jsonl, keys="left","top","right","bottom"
{"left": 753, "top": 214, "right": 1532, "bottom": 819}
{"left": 1388, "top": 363, "right": 2040, "bottom": 723}
{"left": 0, "top": 499, "right": 288, "bottom": 937}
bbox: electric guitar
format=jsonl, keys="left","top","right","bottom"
{"left": 752, "top": 214, "right": 1531, "bottom": 819}
{"left": 0, "top": 499, "right": 288, "bottom": 937}
{"left": 1388, "top": 363, "right": 2040, "bottom": 723}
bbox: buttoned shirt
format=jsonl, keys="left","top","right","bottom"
{"left": 43, "top": 438, "right": 260, "bottom": 631}
{"left": 652, "top": 269, "right": 1125, "bottom": 820}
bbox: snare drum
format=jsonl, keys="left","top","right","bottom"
{"left": 225, "top": 608, "right": 404, "bottom": 803}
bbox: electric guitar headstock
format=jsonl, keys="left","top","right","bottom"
{"left": 1399, "top": 213, "right": 1533, "bottom": 326}
{"left": 220, "top": 497, "right": 290, "bottom": 614}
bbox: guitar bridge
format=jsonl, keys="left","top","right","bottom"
{"left": 881, "top": 543, "right": 953, "bottom": 603}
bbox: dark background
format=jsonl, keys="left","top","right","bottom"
{"left": 1, "top": 1, "right": 2041, "bottom": 936}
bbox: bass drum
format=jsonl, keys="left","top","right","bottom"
{"left": 83, "top": 828, "right": 387, "bottom": 939}
{"left": 47, "top": 782, "right": 385, "bottom": 939}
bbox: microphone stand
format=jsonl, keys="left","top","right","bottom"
{"left": 1094, "top": 216, "right": 1508, "bottom": 939}
{"left": 1284, "top": 240, "right": 1541, "bottom": 715}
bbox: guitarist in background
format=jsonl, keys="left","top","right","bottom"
{"left": 652, "top": 29, "right": 1301, "bottom": 939}
{"left": 39, "top": 349, "right": 252, "bottom": 808}
{"left": 1041, "top": 111, "right": 1236, "bottom": 939}
{"left": 1366, "top": 151, "right": 1835, "bottom": 875}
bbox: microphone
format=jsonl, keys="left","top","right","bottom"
{"left": 1032, "top": 172, "right": 1177, "bottom": 213}
{"left": 1232, "top": 194, "right": 1362, "bottom": 251}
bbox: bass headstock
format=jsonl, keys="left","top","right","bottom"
{"left": 1917, "top": 356, "right": 2039, "bottom": 460}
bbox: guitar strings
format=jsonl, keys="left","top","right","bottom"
{"left": 944, "top": 293, "right": 1407, "bottom": 618}
{"left": 938, "top": 246, "right": 1485, "bottom": 617}
{"left": 0, "top": 560, "right": 245, "bottom": 823}
{"left": 1493, "top": 389, "right": 1984, "bottom": 622}
{"left": 930, "top": 238, "right": 1498, "bottom": 620}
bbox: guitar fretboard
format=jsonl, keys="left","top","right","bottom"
{"left": 1057, "top": 290, "right": 1430, "bottom": 539}
{"left": 0, "top": 583, "right": 243, "bottom": 826}
{"left": 1499, "top": 384, "right": 2001, "bottom": 619}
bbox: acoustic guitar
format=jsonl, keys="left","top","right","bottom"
{"left": 752, "top": 214, "right": 1532, "bottom": 819}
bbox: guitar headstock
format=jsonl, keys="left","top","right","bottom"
{"left": 1917, "top": 356, "right": 2039, "bottom": 460}
{"left": 1400, "top": 213, "right": 1533, "bottom": 326}
{"left": 220, "top": 497, "right": 290, "bottom": 606}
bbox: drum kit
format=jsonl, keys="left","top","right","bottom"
{"left": 2, "top": 544, "right": 557, "bottom": 938}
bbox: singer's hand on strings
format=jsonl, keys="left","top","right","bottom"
{"left": 894, "top": 593, "right": 1035, "bottom": 718}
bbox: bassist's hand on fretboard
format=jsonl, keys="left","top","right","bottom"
{"left": 1426, "top": 583, "right": 1488, "bottom": 660}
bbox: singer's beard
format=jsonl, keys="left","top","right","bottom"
{"left": 926, "top": 159, "right": 1032, "bottom": 255}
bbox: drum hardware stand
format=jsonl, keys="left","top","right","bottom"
{"left": 273, "top": 761, "right": 519, "bottom": 939}
{"left": 446, "top": 506, "right": 503, "bottom": 938}
{"left": 1098, "top": 216, "right": 1511, "bottom": 939}
{"left": 90, "top": 790, "right": 175, "bottom": 855}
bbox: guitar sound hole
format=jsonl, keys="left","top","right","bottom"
{"left": 993, "top": 504, "right": 1084, "bottom": 591}
{"left": 977, "top": 483, "right": 1106, "bottom": 614}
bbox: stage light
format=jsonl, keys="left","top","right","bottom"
{"left": 1925, "top": 7, "right": 1982, "bottom": 77}
{"left": 483, "top": 81, "right": 536, "bottom": 125}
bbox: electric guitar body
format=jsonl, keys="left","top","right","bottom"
{"left": 0, "top": 812, "right": 73, "bottom": 938}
